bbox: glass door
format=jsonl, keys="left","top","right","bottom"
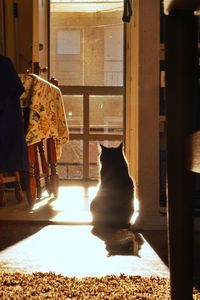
{"left": 49, "top": 0, "right": 124, "bottom": 180}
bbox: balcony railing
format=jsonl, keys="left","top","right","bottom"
{"left": 58, "top": 85, "right": 124, "bottom": 180}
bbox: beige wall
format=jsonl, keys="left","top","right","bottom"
{"left": 126, "top": 0, "right": 166, "bottom": 229}
{"left": 4, "top": 0, "right": 15, "bottom": 62}
{"left": 4, "top": 0, "right": 33, "bottom": 72}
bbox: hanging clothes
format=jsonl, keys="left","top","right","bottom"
{"left": 0, "top": 55, "right": 28, "bottom": 172}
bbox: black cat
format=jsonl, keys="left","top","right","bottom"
{"left": 90, "top": 142, "right": 134, "bottom": 228}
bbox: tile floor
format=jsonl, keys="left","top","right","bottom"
{"left": 0, "top": 182, "right": 97, "bottom": 223}
{"left": 0, "top": 181, "right": 169, "bottom": 278}
{"left": 0, "top": 224, "right": 169, "bottom": 278}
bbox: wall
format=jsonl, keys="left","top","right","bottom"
{"left": 126, "top": 0, "right": 166, "bottom": 229}
{"left": 4, "top": 0, "right": 33, "bottom": 72}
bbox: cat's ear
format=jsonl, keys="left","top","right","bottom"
{"left": 118, "top": 142, "right": 123, "bottom": 150}
{"left": 100, "top": 144, "right": 106, "bottom": 150}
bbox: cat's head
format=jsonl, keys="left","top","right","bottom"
{"left": 99, "top": 142, "right": 124, "bottom": 164}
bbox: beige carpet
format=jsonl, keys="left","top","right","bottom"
{"left": 0, "top": 272, "right": 169, "bottom": 299}
{"left": 0, "top": 272, "right": 199, "bottom": 300}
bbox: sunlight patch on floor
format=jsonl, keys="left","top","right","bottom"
{"left": 0, "top": 182, "right": 139, "bottom": 225}
{"left": 50, "top": 186, "right": 98, "bottom": 211}
{"left": 29, "top": 184, "right": 139, "bottom": 224}
{"left": 31, "top": 192, "right": 53, "bottom": 211}
{"left": 49, "top": 185, "right": 98, "bottom": 223}
{"left": 0, "top": 225, "right": 169, "bottom": 277}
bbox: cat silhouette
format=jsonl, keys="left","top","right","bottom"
{"left": 90, "top": 142, "right": 134, "bottom": 228}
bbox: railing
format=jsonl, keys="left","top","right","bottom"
{"left": 59, "top": 85, "right": 124, "bottom": 180}
{"left": 69, "top": 126, "right": 123, "bottom": 134}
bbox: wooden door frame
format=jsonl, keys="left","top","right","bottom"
{"left": 0, "top": 0, "right": 5, "bottom": 55}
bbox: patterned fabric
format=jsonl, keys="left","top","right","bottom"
{"left": 19, "top": 73, "right": 69, "bottom": 159}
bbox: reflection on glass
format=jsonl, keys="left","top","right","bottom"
{"left": 63, "top": 95, "right": 83, "bottom": 133}
{"left": 58, "top": 140, "right": 83, "bottom": 179}
{"left": 50, "top": 1, "right": 123, "bottom": 86}
{"left": 89, "top": 96, "right": 123, "bottom": 135}
{"left": 89, "top": 140, "right": 123, "bottom": 179}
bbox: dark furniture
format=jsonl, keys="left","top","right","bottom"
{"left": 163, "top": 1, "right": 200, "bottom": 299}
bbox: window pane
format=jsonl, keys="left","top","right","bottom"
{"left": 63, "top": 95, "right": 83, "bottom": 133}
{"left": 50, "top": 1, "right": 123, "bottom": 86}
{"left": 58, "top": 140, "right": 83, "bottom": 179}
{"left": 89, "top": 95, "right": 123, "bottom": 134}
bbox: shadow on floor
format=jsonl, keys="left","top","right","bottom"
{"left": 0, "top": 222, "right": 46, "bottom": 251}
{"left": 91, "top": 225, "right": 144, "bottom": 257}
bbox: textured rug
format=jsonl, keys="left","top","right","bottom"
{"left": 0, "top": 272, "right": 200, "bottom": 300}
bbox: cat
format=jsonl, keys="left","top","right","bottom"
{"left": 90, "top": 142, "right": 134, "bottom": 228}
